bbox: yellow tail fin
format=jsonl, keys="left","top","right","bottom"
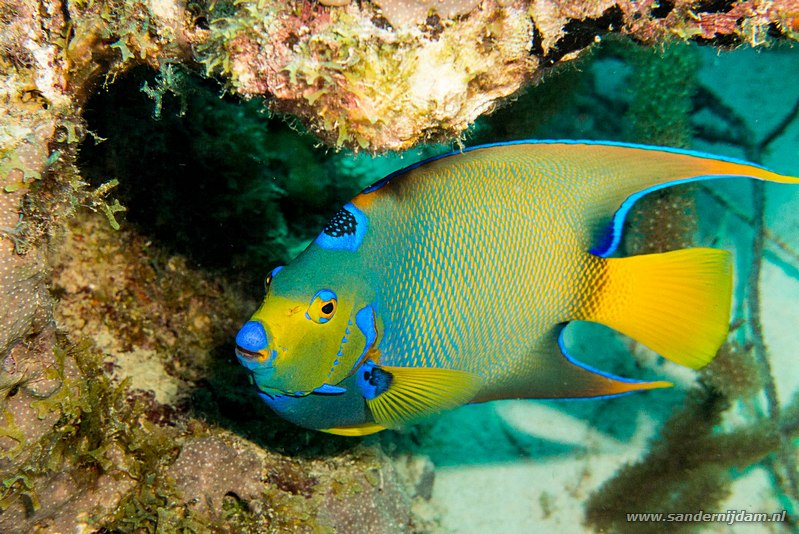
{"left": 582, "top": 248, "right": 732, "bottom": 369}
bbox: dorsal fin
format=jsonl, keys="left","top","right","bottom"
{"left": 566, "top": 142, "right": 799, "bottom": 257}
{"left": 352, "top": 141, "right": 799, "bottom": 257}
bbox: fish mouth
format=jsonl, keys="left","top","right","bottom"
{"left": 237, "top": 345, "right": 346, "bottom": 397}
{"left": 235, "top": 346, "right": 274, "bottom": 368}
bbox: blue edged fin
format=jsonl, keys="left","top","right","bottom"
{"left": 590, "top": 174, "right": 722, "bottom": 257}
{"left": 360, "top": 138, "right": 785, "bottom": 202}
{"left": 351, "top": 139, "right": 799, "bottom": 258}
{"left": 554, "top": 327, "right": 672, "bottom": 400}
{"left": 475, "top": 326, "right": 671, "bottom": 403}
{"left": 356, "top": 362, "right": 482, "bottom": 429}
{"left": 575, "top": 143, "right": 799, "bottom": 257}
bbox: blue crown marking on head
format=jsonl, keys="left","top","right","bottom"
{"left": 315, "top": 202, "right": 368, "bottom": 252}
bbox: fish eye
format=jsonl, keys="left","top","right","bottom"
{"left": 264, "top": 266, "right": 284, "bottom": 291}
{"left": 306, "top": 289, "right": 337, "bottom": 324}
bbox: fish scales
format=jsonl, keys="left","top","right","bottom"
{"left": 364, "top": 151, "right": 581, "bottom": 395}
{"left": 233, "top": 141, "right": 799, "bottom": 435}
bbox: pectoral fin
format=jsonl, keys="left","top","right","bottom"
{"left": 356, "top": 361, "right": 482, "bottom": 429}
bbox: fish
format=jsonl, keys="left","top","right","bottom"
{"left": 234, "top": 140, "right": 799, "bottom": 436}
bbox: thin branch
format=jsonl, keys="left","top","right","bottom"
{"left": 699, "top": 185, "right": 799, "bottom": 266}
{"left": 757, "top": 95, "right": 799, "bottom": 155}
{"left": 744, "top": 93, "right": 799, "bottom": 509}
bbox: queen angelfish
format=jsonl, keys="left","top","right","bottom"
{"left": 234, "top": 141, "right": 799, "bottom": 436}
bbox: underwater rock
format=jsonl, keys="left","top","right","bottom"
{"left": 196, "top": 0, "right": 799, "bottom": 151}
{"left": 0, "top": 328, "right": 63, "bottom": 468}
{"left": 0, "top": 190, "right": 51, "bottom": 358}
{"left": 0, "top": 461, "right": 137, "bottom": 532}
{"left": 167, "top": 436, "right": 266, "bottom": 516}
{"left": 197, "top": 0, "right": 534, "bottom": 151}
{"left": 392, "top": 453, "right": 436, "bottom": 501}
{"left": 0, "top": 2, "right": 60, "bottom": 355}
{"left": 0, "top": 330, "right": 141, "bottom": 531}
{"left": 372, "top": 0, "right": 486, "bottom": 27}
{"left": 168, "top": 436, "right": 428, "bottom": 532}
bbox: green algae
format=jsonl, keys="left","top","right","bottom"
{"left": 196, "top": 0, "right": 536, "bottom": 151}
{"left": 0, "top": 337, "right": 176, "bottom": 519}
{"left": 140, "top": 63, "right": 190, "bottom": 119}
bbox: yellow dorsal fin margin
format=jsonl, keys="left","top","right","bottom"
{"left": 581, "top": 247, "right": 732, "bottom": 369}
{"left": 365, "top": 366, "right": 483, "bottom": 429}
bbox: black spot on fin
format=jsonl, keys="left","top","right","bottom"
{"left": 365, "top": 366, "right": 482, "bottom": 429}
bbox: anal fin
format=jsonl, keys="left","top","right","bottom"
{"left": 356, "top": 362, "right": 482, "bottom": 429}
{"left": 554, "top": 327, "right": 673, "bottom": 398}
{"left": 476, "top": 326, "right": 672, "bottom": 402}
